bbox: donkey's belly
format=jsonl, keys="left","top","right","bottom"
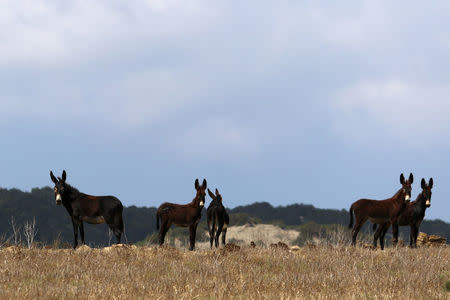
{"left": 82, "top": 216, "right": 105, "bottom": 224}
{"left": 368, "top": 217, "right": 389, "bottom": 224}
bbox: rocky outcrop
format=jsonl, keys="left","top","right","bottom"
{"left": 417, "top": 232, "right": 447, "bottom": 246}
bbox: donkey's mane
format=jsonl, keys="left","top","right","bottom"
{"left": 63, "top": 182, "right": 81, "bottom": 196}
{"left": 391, "top": 187, "right": 405, "bottom": 199}
{"left": 412, "top": 191, "right": 428, "bottom": 215}
{"left": 208, "top": 198, "right": 223, "bottom": 208}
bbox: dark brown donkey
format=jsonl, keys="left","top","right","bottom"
{"left": 349, "top": 173, "right": 413, "bottom": 250}
{"left": 50, "top": 170, "right": 124, "bottom": 248}
{"left": 373, "top": 178, "right": 433, "bottom": 248}
{"left": 156, "top": 179, "right": 207, "bottom": 251}
{"left": 207, "top": 188, "right": 230, "bottom": 248}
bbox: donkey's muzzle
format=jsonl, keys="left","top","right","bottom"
{"left": 426, "top": 200, "right": 431, "bottom": 207}
{"left": 56, "top": 194, "right": 62, "bottom": 205}
{"left": 405, "top": 195, "right": 411, "bottom": 203}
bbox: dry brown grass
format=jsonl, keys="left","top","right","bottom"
{"left": 0, "top": 244, "right": 448, "bottom": 299}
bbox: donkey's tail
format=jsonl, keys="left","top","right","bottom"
{"left": 156, "top": 211, "right": 160, "bottom": 230}
{"left": 211, "top": 214, "right": 217, "bottom": 233}
{"left": 348, "top": 205, "right": 354, "bottom": 229}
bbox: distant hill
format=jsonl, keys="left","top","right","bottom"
{"left": 0, "top": 187, "right": 448, "bottom": 246}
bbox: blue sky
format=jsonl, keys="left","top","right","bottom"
{"left": 1, "top": 1, "right": 449, "bottom": 221}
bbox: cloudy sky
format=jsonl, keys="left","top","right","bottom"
{"left": 1, "top": 1, "right": 449, "bottom": 221}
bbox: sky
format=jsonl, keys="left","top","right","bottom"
{"left": 1, "top": 1, "right": 449, "bottom": 222}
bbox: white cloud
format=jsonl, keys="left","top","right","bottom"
{"left": 0, "top": 0, "right": 218, "bottom": 68}
{"left": 330, "top": 79, "right": 450, "bottom": 146}
{"left": 1, "top": 0, "right": 450, "bottom": 153}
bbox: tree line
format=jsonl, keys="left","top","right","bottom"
{"left": 0, "top": 187, "right": 448, "bottom": 246}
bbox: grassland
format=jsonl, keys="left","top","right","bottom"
{"left": 0, "top": 244, "right": 448, "bottom": 299}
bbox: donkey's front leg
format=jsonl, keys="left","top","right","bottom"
{"left": 189, "top": 223, "right": 198, "bottom": 251}
{"left": 71, "top": 218, "right": 79, "bottom": 249}
{"left": 391, "top": 223, "right": 399, "bottom": 246}
{"left": 411, "top": 225, "right": 419, "bottom": 248}
{"left": 79, "top": 221, "right": 85, "bottom": 245}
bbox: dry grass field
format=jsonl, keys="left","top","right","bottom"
{"left": 0, "top": 244, "right": 448, "bottom": 299}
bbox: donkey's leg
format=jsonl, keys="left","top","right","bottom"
{"left": 189, "top": 223, "right": 198, "bottom": 251}
{"left": 112, "top": 213, "right": 124, "bottom": 244}
{"left": 79, "top": 221, "right": 85, "bottom": 245}
{"left": 373, "top": 224, "right": 383, "bottom": 248}
{"left": 391, "top": 223, "right": 399, "bottom": 246}
{"left": 208, "top": 217, "right": 215, "bottom": 249}
{"left": 71, "top": 218, "right": 79, "bottom": 249}
{"left": 107, "top": 223, "right": 122, "bottom": 245}
{"left": 409, "top": 225, "right": 414, "bottom": 247}
{"left": 215, "top": 223, "right": 223, "bottom": 248}
{"left": 222, "top": 224, "right": 228, "bottom": 246}
{"left": 411, "top": 225, "right": 419, "bottom": 248}
{"left": 379, "top": 224, "right": 389, "bottom": 250}
{"left": 104, "top": 214, "right": 122, "bottom": 245}
{"left": 351, "top": 217, "right": 366, "bottom": 246}
{"left": 159, "top": 221, "right": 170, "bottom": 246}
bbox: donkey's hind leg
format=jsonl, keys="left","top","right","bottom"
{"left": 373, "top": 223, "right": 387, "bottom": 249}
{"left": 105, "top": 214, "right": 123, "bottom": 244}
{"left": 208, "top": 217, "right": 216, "bottom": 249}
{"left": 215, "top": 223, "right": 223, "bottom": 248}
{"left": 373, "top": 225, "right": 380, "bottom": 248}
{"left": 222, "top": 223, "right": 228, "bottom": 246}
{"left": 113, "top": 214, "right": 124, "bottom": 244}
{"left": 351, "top": 218, "right": 366, "bottom": 246}
{"left": 159, "top": 220, "right": 170, "bottom": 246}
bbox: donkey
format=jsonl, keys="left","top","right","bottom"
{"left": 349, "top": 173, "right": 413, "bottom": 250}
{"left": 156, "top": 179, "right": 207, "bottom": 251}
{"left": 207, "top": 188, "right": 230, "bottom": 248}
{"left": 373, "top": 178, "right": 433, "bottom": 248}
{"left": 50, "top": 170, "right": 124, "bottom": 249}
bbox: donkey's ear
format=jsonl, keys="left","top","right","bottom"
{"left": 202, "top": 179, "right": 207, "bottom": 189}
{"left": 215, "top": 188, "right": 220, "bottom": 196}
{"left": 195, "top": 179, "right": 200, "bottom": 190}
{"left": 208, "top": 188, "right": 215, "bottom": 199}
{"left": 61, "top": 170, "right": 67, "bottom": 182}
{"left": 409, "top": 173, "right": 414, "bottom": 184}
{"left": 429, "top": 178, "right": 433, "bottom": 189}
{"left": 400, "top": 173, "right": 405, "bottom": 184}
{"left": 50, "top": 171, "right": 58, "bottom": 184}
{"left": 421, "top": 178, "right": 426, "bottom": 189}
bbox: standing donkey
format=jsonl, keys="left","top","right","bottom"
{"left": 50, "top": 170, "right": 124, "bottom": 248}
{"left": 156, "top": 179, "right": 207, "bottom": 251}
{"left": 207, "top": 188, "right": 230, "bottom": 248}
{"left": 349, "top": 173, "right": 413, "bottom": 250}
{"left": 373, "top": 178, "right": 433, "bottom": 248}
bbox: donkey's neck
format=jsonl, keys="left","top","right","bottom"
{"left": 63, "top": 184, "right": 81, "bottom": 203}
{"left": 413, "top": 192, "right": 428, "bottom": 216}
{"left": 191, "top": 195, "right": 204, "bottom": 210}
{"left": 391, "top": 188, "right": 406, "bottom": 203}
{"left": 210, "top": 198, "right": 222, "bottom": 207}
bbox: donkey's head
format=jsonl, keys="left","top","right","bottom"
{"left": 194, "top": 178, "right": 207, "bottom": 208}
{"left": 399, "top": 173, "right": 414, "bottom": 203}
{"left": 208, "top": 188, "right": 223, "bottom": 204}
{"left": 50, "top": 170, "right": 67, "bottom": 205}
{"left": 420, "top": 178, "right": 433, "bottom": 208}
